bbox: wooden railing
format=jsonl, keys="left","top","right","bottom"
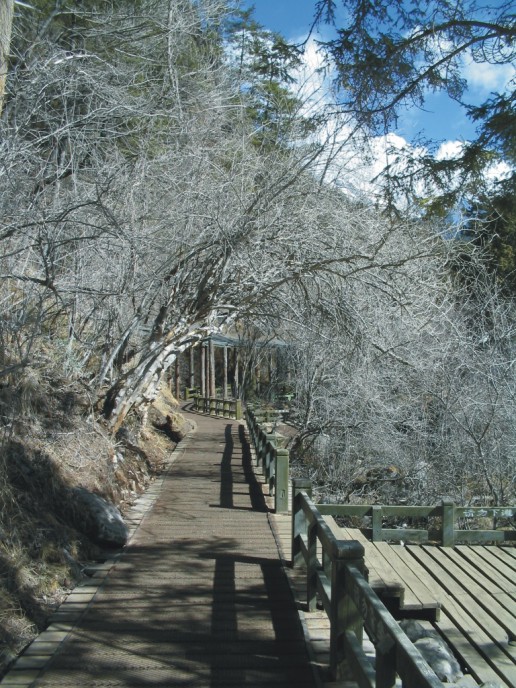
{"left": 192, "top": 395, "right": 243, "bottom": 420}
{"left": 292, "top": 479, "right": 445, "bottom": 687}
{"left": 316, "top": 501, "right": 516, "bottom": 546}
{"left": 245, "top": 408, "right": 289, "bottom": 514}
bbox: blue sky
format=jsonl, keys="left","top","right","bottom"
{"left": 244, "top": 0, "right": 318, "bottom": 38}
{"left": 241, "top": 1, "right": 513, "bottom": 148}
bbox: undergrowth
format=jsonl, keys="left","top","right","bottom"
{"left": 0, "top": 366, "right": 180, "bottom": 676}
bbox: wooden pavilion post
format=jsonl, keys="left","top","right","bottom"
{"left": 189, "top": 346, "right": 195, "bottom": 390}
{"left": 174, "top": 355, "right": 181, "bottom": 401}
{"left": 223, "top": 345, "right": 228, "bottom": 399}
{"left": 205, "top": 343, "right": 210, "bottom": 398}
{"left": 201, "top": 344, "right": 206, "bottom": 397}
{"left": 209, "top": 339, "right": 216, "bottom": 398}
{"left": 234, "top": 348, "right": 240, "bottom": 398}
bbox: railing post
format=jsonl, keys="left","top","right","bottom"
{"left": 307, "top": 519, "right": 318, "bottom": 611}
{"left": 330, "top": 540, "right": 366, "bottom": 680}
{"left": 376, "top": 637, "right": 397, "bottom": 688}
{"left": 265, "top": 433, "right": 275, "bottom": 479}
{"left": 291, "top": 479, "right": 312, "bottom": 567}
{"left": 372, "top": 505, "right": 383, "bottom": 542}
{"left": 235, "top": 399, "right": 242, "bottom": 420}
{"left": 274, "top": 448, "right": 289, "bottom": 514}
{"left": 441, "top": 499, "right": 455, "bottom": 547}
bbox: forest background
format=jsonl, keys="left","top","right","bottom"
{"left": 0, "top": 0, "right": 514, "bottom": 672}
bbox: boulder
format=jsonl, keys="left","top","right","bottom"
{"left": 414, "top": 636, "right": 463, "bottom": 683}
{"left": 66, "top": 487, "right": 128, "bottom": 548}
{"left": 399, "top": 619, "right": 428, "bottom": 642}
{"left": 399, "top": 620, "right": 463, "bottom": 683}
{"left": 148, "top": 407, "right": 186, "bottom": 443}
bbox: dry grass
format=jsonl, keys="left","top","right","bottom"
{"left": 0, "top": 367, "right": 182, "bottom": 678}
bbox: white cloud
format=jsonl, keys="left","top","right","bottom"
{"left": 285, "top": 36, "right": 513, "bottom": 207}
{"left": 462, "top": 54, "right": 515, "bottom": 94}
{"left": 436, "top": 139, "right": 512, "bottom": 189}
{"left": 436, "top": 140, "right": 465, "bottom": 161}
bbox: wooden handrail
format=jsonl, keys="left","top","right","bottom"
{"left": 292, "top": 480, "right": 445, "bottom": 687}
{"left": 245, "top": 408, "right": 289, "bottom": 514}
{"left": 192, "top": 395, "right": 242, "bottom": 420}
{"left": 317, "top": 502, "right": 516, "bottom": 546}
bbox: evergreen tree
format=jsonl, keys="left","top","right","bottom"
{"left": 314, "top": 0, "right": 515, "bottom": 212}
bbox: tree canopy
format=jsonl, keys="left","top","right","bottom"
{"left": 314, "top": 0, "right": 515, "bottom": 212}
{"left": 0, "top": 0, "right": 514, "bottom": 507}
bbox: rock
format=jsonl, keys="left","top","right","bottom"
{"left": 148, "top": 407, "right": 186, "bottom": 443}
{"left": 414, "top": 636, "right": 463, "bottom": 683}
{"left": 66, "top": 487, "right": 128, "bottom": 548}
{"left": 399, "top": 620, "right": 463, "bottom": 683}
{"left": 399, "top": 619, "right": 428, "bottom": 642}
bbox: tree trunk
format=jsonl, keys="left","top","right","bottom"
{"left": 103, "top": 327, "right": 209, "bottom": 433}
{"left": 0, "top": 0, "right": 14, "bottom": 117}
{"left": 103, "top": 341, "right": 177, "bottom": 433}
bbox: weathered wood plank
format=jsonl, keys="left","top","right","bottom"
{"left": 375, "top": 542, "right": 440, "bottom": 614}
{"left": 455, "top": 546, "right": 516, "bottom": 597}
{"left": 499, "top": 546, "right": 516, "bottom": 562}
{"left": 436, "top": 611, "right": 512, "bottom": 688}
{"left": 483, "top": 545, "right": 516, "bottom": 573}
{"left": 379, "top": 544, "right": 515, "bottom": 685}
{"left": 338, "top": 526, "right": 369, "bottom": 543}
{"left": 337, "top": 528, "right": 439, "bottom": 613}
{"left": 425, "top": 546, "right": 516, "bottom": 629}
{"left": 408, "top": 547, "right": 516, "bottom": 684}
{"left": 338, "top": 526, "right": 404, "bottom": 600}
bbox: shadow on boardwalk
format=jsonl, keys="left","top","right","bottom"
{"left": 1, "top": 413, "right": 316, "bottom": 687}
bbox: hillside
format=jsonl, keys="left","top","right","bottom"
{"left": 0, "top": 366, "right": 185, "bottom": 677}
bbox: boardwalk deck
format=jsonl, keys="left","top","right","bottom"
{"left": 0, "top": 412, "right": 319, "bottom": 688}
{"left": 309, "top": 520, "right": 516, "bottom": 688}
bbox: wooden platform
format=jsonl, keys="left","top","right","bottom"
{"left": 334, "top": 522, "right": 441, "bottom": 618}
{"left": 330, "top": 524, "right": 516, "bottom": 688}
{"left": 268, "top": 497, "right": 516, "bottom": 688}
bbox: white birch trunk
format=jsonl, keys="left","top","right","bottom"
{"left": 0, "top": 0, "right": 14, "bottom": 116}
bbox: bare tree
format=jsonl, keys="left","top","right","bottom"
{"left": 284, "top": 239, "right": 516, "bottom": 506}
{"left": 0, "top": 0, "right": 13, "bottom": 116}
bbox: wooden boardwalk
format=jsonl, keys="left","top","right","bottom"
{"left": 3, "top": 409, "right": 514, "bottom": 688}
{"left": 0, "top": 412, "right": 319, "bottom": 687}
{"left": 272, "top": 517, "right": 516, "bottom": 688}
{"left": 344, "top": 528, "right": 516, "bottom": 687}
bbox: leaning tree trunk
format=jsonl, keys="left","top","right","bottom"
{"left": 0, "top": 0, "right": 14, "bottom": 117}
{"left": 103, "top": 327, "right": 207, "bottom": 433}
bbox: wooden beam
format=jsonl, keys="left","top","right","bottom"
{"left": 200, "top": 344, "right": 206, "bottom": 397}
{"left": 223, "top": 345, "right": 228, "bottom": 399}
{"left": 209, "top": 339, "right": 216, "bottom": 398}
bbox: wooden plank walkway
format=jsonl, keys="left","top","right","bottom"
{"left": 271, "top": 512, "right": 516, "bottom": 688}
{"left": 303, "top": 520, "right": 516, "bottom": 688}
{"left": 0, "top": 412, "right": 319, "bottom": 688}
